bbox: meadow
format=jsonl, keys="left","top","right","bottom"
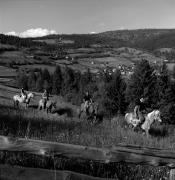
{"left": 0, "top": 84, "right": 174, "bottom": 150}
{"left": 167, "top": 62, "right": 175, "bottom": 71}
{"left": 0, "top": 67, "right": 174, "bottom": 179}
{"left": 0, "top": 89, "right": 172, "bottom": 179}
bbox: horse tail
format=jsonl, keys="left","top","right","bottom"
{"left": 78, "top": 109, "right": 81, "bottom": 119}
{"left": 13, "top": 95, "right": 18, "bottom": 108}
{"left": 77, "top": 107, "right": 81, "bottom": 119}
{"left": 15, "top": 100, "right": 19, "bottom": 108}
{"left": 13, "top": 99, "right": 16, "bottom": 107}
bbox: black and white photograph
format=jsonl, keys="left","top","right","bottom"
{"left": 0, "top": 0, "right": 175, "bottom": 179}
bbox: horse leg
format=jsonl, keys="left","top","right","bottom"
{"left": 50, "top": 105, "right": 53, "bottom": 113}
{"left": 48, "top": 107, "right": 51, "bottom": 114}
{"left": 13, "top": 100, "right": 16, "bottom": 108}
{"left": 78, "top": 110, "right": 81, "bottom": 119}
{"left": 146, "top": 129, "right": 149, "bottom": 138}
{"left": 93, "top": 115, "right": 97, "bottom": 125}
{"left": 16, "top": 100, "right": 19, "bottom": 108}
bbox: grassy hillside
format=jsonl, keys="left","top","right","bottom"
{"left": 0, "top": 84, "right": 174, "bottom": 150}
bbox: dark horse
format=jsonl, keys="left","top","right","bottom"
{"left": 38, "top": 99, "right": 57, "bottom": 113}
{"left": 78, "top": 102, "right": 99, "bottom": 124}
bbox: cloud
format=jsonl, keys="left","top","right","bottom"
{"left": 119, "top": 27, "right": 125, "bottom": 30}
{"left": 19, "top": 28, "right": 56, "bottom": 38}
{"left": 5, "top": 28, "right": 57, "bottom": 38}
{"left": 5, "top": 31, "right": 18, "bottom": 36}
{"left": 90, "top": 31, "right": 96, "bottom": 34}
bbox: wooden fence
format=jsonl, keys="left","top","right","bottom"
{"left": 0, "top": 135, "right": 175, "bottom": 179}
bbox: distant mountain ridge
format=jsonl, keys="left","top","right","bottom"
{"left": 42, "top": 29, "right": 175, "bottom": 50}
{"left": 2, "top": 29, "right": 175, "bottom": 51}
{"left": 98, "top": 29, "right": 175, "bottom": 41}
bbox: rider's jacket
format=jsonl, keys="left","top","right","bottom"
{"left": 21, "top": 89, "right": 27, "bottom": 97}
{"left": 42, "top": 92, "right": 48, "bottom": 99}
{"left": 137, "top": 101, "right": 146, "bottom": 112}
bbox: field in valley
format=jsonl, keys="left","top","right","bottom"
{"left": 0, "top": 43, "right": 165, "bottom": 75}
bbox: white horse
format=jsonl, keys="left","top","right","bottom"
{"left": 38, "top": 99, "right": 56, "bottom": 113}
{"left": 125, "top": 110, "right": 162, "bottom": 136}
{"left": 13, "top": 92, "right": 34, "bottom": 108}
{"left": 141, "top": 110, "right": 162, "bottom": 137}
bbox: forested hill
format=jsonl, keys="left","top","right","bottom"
{"left": 2, "top": 29, "right": 175, "bottom": 51}
{"left": 0, "top": 34, "right": 45, "bottom": 48}
{"left": 98, "top": 29, "right": 175, "bottom": 41}
{"left": 98, "top": 29, "right": 175, "bottom": 50}
{"left": 33, "top": 29, "right": 175, "bottom": 50}
{"left": 133, "top": 31, "right": 175, "bottom": 50}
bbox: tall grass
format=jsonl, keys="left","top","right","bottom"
{"left": 0, "top": 104, "right": 175, "bottom": 150}
{"left": 0, "top": 104, "right": 172, "bottom": 179}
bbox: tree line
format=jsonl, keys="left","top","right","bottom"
{"left": 0, "top": 34, "right": 45, "bottom": 48}
{"left": 17, "top": 60, "right": 175, "bottom": 124}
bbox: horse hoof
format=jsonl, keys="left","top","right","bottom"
{"left": 129, "top": 124, "right": 133, "bottom": 129}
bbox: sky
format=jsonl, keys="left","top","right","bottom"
{"left": 0, "top": 0, "right": 175, "bottom": 37}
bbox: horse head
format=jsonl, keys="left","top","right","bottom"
{"left": 28, "top": 92, "right": 34, "bottom": 99}
{"left": 153, "top": 110, "right": 162, "bottom": 123}
{"left": 52, "top": 101, "right": 57, "bottom": 109}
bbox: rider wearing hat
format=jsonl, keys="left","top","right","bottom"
{"left": 134, "top": 97, "right": 147, "bottom": 127}
{"left": 83, "top": 91, "right": 92, "bottom": 113}
{"left": 20, "top": 87, "right": 27, "bottom": 102}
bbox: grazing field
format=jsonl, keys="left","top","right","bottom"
{"left": 19, "top": 64, "right": 56, "bottom": 73}
{"left": 92, "top": 56, "right": 132, "bottom": 66}
{"left": 0, "top": 50, "right": 39, "bottom": 66}
{"left": 0, "top": 66, "right": 16, "bottom": 85}
{"left": 0, "top": 45, "right": 165, "bottom": 78}
{"left": 167, "top": 62, "right": 175, "bottom": 71}
{"left": 33, "top": 39, "right": 74, "bottom": 44}
{"left": 0, "top": 65, "right": 16, "bottom": 77}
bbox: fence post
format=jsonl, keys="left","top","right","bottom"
{"left": 170, "top": 169, "right": 175, "bottom": 180}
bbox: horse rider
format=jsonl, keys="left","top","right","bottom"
{"left": 20, "top": 87, "right": 27, "bottom": 102}
{"left": 42, "top": 89, "right": 49, "bottom": 109}
{"left": 83, "top": 91, "right": 92, "bottom": 113}
{"left": 134, "top": 97, "right": 147, "bottom": 127}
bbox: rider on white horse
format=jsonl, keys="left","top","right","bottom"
{"left": 20, "top": 88, "right": 27, "bottom": 102}
{"left": 83, "top": 91, "right": 92, "bottom": 113}
{"left": 134, "top": 97, "right": 147, "bottom": 127}
{"left": 42, "top": 89, "right": 49, "bottom": 109}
